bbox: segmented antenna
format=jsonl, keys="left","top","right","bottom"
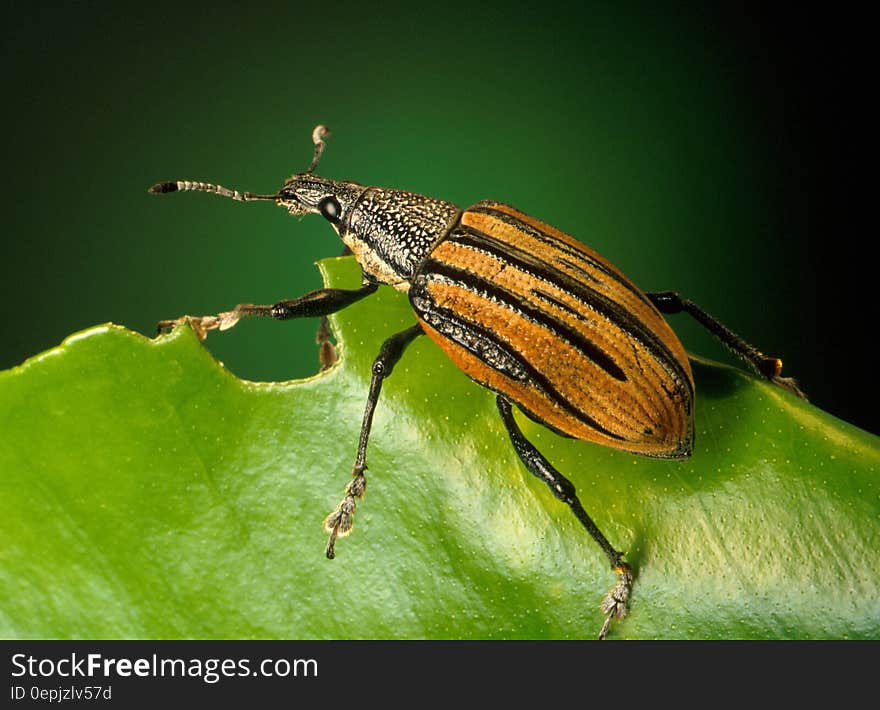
{"left": 147, "top": 180, "right": 276, "bottom": 200}
{"left": 148, "top": 124, "right": 332, "bottom": 197}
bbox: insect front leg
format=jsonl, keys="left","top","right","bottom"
{"left": 157, "top": 282, "right": 379, "bottom": 340}
{"left": 496, "top": 395, "right": 633, "bottom": 640}
{"left": 646, "top": 290, "right": 807, "bottom": 398}
{"left": 323, "top": 323, "right": 425, "bottom": 559}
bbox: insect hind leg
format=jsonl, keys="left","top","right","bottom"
{"left": 646, "top": 290, "right": 806, "bottom": 399}
{"left": 496, "top": 395, "right": 633, "bottom": 639}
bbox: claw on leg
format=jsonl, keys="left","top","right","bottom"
{"left": 323, "top": 472, "right": 366, "bottom": 559}
{"left": 770, "top": 374, "right": 807, "bottom": 400}
{"left": 758, "top": 357, "right": 807, "bottom": 400}
{"left": 598, "top": 562, "right": 634, "bottom": 640}
{"left": 157, "top": 310, "right": 243, "bottom": 341}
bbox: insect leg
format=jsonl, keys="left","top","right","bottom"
{"left": 323, "top": 323, "right": 425, "bottom": 559}
{"left": 313, "top": 246, "right": 358, "bottom": 370}
{"left": 496, "top": 395, "right": 633, "bottom": 640}
{"left": 157, "top": 282, "right": 378, "bottom": 340}
{"left": 315, "top": 317, "right": 337, "bottom": 371}
{"left": 646, "top": 290, "right": 806, "bottom": 398}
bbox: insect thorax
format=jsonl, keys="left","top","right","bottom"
{"left": 343, "top": 188, "right": 460, "bottom": 290}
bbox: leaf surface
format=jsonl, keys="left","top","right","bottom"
{"left": 1, "top": 258, "right": 878, "bottom": 639}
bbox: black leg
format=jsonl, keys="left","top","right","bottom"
{"left": 157, "top": 282, "right": 378, "bottom": 339}
{"left": 311, "top": 245, "right": 357, "bottom": 370}
{"left": 647, "top": 290, "right": 806, "bottom": 398}
{"left": 497, "top": 395, "right": 633, "bottom": 640}
{"left": 323, "top": 323, "right": 425, "bottom": 558}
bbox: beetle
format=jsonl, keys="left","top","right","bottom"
{"left": 150, "top": 125, "right": 805, "bottom": 639}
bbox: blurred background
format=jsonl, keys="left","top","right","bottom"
{"left": 2, "top": 3, "right": 875, "bottom": 433}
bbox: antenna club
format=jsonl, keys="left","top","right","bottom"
{"left": 306, "top": 124, "right": 332, "bottom": 174}
{"left": 149, "top": 181, "right": 179, "bottom": 194}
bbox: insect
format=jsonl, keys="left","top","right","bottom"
{"left": 150, "top": 125, "right": 805, "bottom": 638}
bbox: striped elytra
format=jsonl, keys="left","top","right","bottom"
{"left": 409, "top": 200, "right": 695, "bottom": 459}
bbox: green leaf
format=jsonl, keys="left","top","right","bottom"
{"left": 1, "top": 257, "right": 878, "bottom": 639}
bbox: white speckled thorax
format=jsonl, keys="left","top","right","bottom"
{"left": 342, "top": 187, "right": 461, "bottom": 290}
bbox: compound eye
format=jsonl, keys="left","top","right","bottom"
{"left": 318, "top": 196, "right": 342, "bottom": 224}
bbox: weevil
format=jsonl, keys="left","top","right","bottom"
{"left": 150, "top": 125, "right": 805, "bottom": 639}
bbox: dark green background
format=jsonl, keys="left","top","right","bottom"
{"left": 1, "top": 3, "right": 874, "bottom": 433}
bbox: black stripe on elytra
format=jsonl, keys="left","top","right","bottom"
{"left": 410, "top": 281, "right": 627, "bottom": 442}
{"left": 444, "top": 227, "right": 694, "bottom": 401}
{"left": 424, "top": 258, "right": 627, "bottom": 382}
{"left": 466, "top": 204, "right": 657, "bottom": 311}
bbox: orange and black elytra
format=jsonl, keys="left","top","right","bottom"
{"left": 150, "top": 125, "right": 805, "bottom": 639}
